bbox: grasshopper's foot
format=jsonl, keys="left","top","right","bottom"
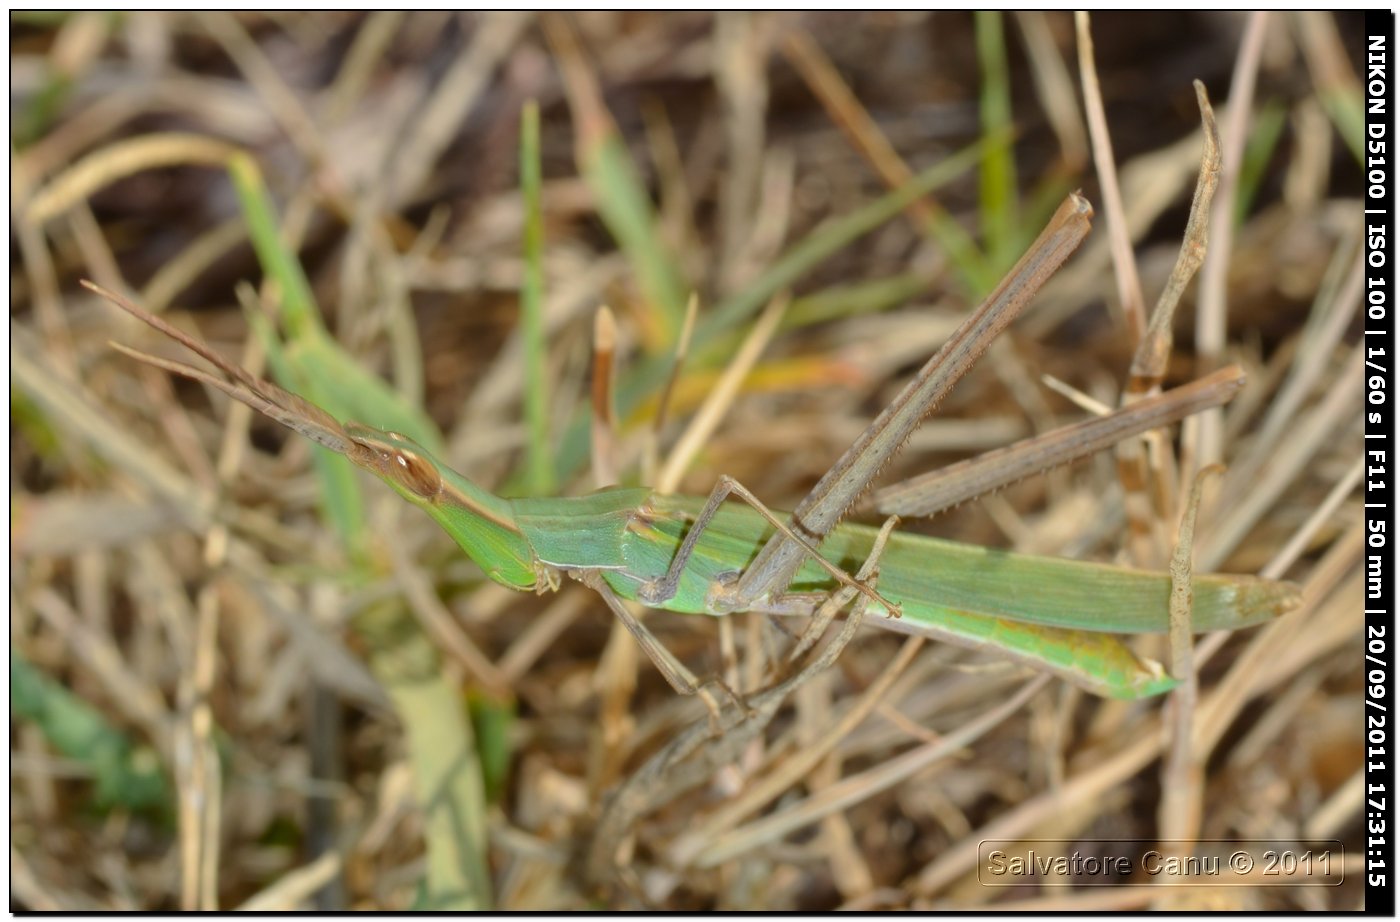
{"left": 701, "top": 571, "right": 744, "bottom": 616}
{"left": 636, "top": 579, "right": 664, "bottom": 605}
{"left": 696, "top": 678, "right": 754, "bottom": 736}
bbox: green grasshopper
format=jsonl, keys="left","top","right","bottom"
{"left": 87, "top": 193, "right": 1297, "bottom": 702}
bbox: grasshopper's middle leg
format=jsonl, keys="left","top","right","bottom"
{"left": 575, "top": 569, "right": 744, "bottom": 729}
{"left": 636, "top": 475, "right": 901, "bottom": 617}
{"left": 585, "top": 516, "right": 902, "bottom": 887}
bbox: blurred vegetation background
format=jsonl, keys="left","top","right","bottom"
{"left": 11, "top": 11, "right": 1365, "bottom": 910}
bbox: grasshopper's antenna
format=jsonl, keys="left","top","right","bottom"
{"left": 85, "top": 280, "right": 356, "bottom": 456}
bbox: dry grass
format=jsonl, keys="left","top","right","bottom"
{"left": 10, "top": 12, "right": 1364, "bottom": 910}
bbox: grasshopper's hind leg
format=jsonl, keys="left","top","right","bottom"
{"left": 772, "top": 515, "right": 901, "bottom": 674}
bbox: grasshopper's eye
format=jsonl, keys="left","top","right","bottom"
{"left": 389, "top": 447, "right": 442, "bottom": 499}
{"left": 346, "top": 426, "right": 442, "bottom": 498}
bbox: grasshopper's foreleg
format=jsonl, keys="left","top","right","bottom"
{"left": 636, "top": 475, "right": 901, "bottom": 618}
{"left": 577, "top": 570, "right": 743, "bottom": 730}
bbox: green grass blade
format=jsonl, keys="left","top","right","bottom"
{"left": 975, "top": 11, "right": 1019, "bottom": 271}
{"left": 551, "top": 133, "right": 996, "bottom": 482}
{"left": 1015, "top": 174, "right": 1075, "bottom": 257}
{"left": 14, "top": 70, "right": 73, "bottom": 149}
{"left": 584, "top": 132, "right": 690, "bottom": 347}
{"left": 226, "top": 153, "right": 441, "bottom": 452}
{"left": 384, "top": 644, "right": 494, "bottom": 910}
{"left": 783, "top": 273, "right": 933, "bottom": 330}
{"left": 228, "top": 154, "right": 492, "bottom": 907}
{"left": 11, "top": 389, "right": 62, "bottom": 460}
{"left": 468, "top": 690, "right": 515, "bottom": 805}
{"left": 293, "top": 344, "right": 441, "bottom": 450}
{"left": 1235, "top": 100, "right": 1287, "bottom": 225}
{"left": 1321, "top": 87, "right": 1364, "bottom": 166}
{"left": 920, "top": 206, "right": 998, "bottom": 297}
{"left": 520, "top": 101, "right": 555, "bottom": 495}
{"left": 704, "top": 134, "right": 995, "bottom": 340}
{"left": 11, "top": 646, "right": 171, "bottom": 815}
{"left": 242, "top": 307, "right": 366, "bottom": 554}
{"left": 227, "top": 153, "right": 321, "bottom": 341}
